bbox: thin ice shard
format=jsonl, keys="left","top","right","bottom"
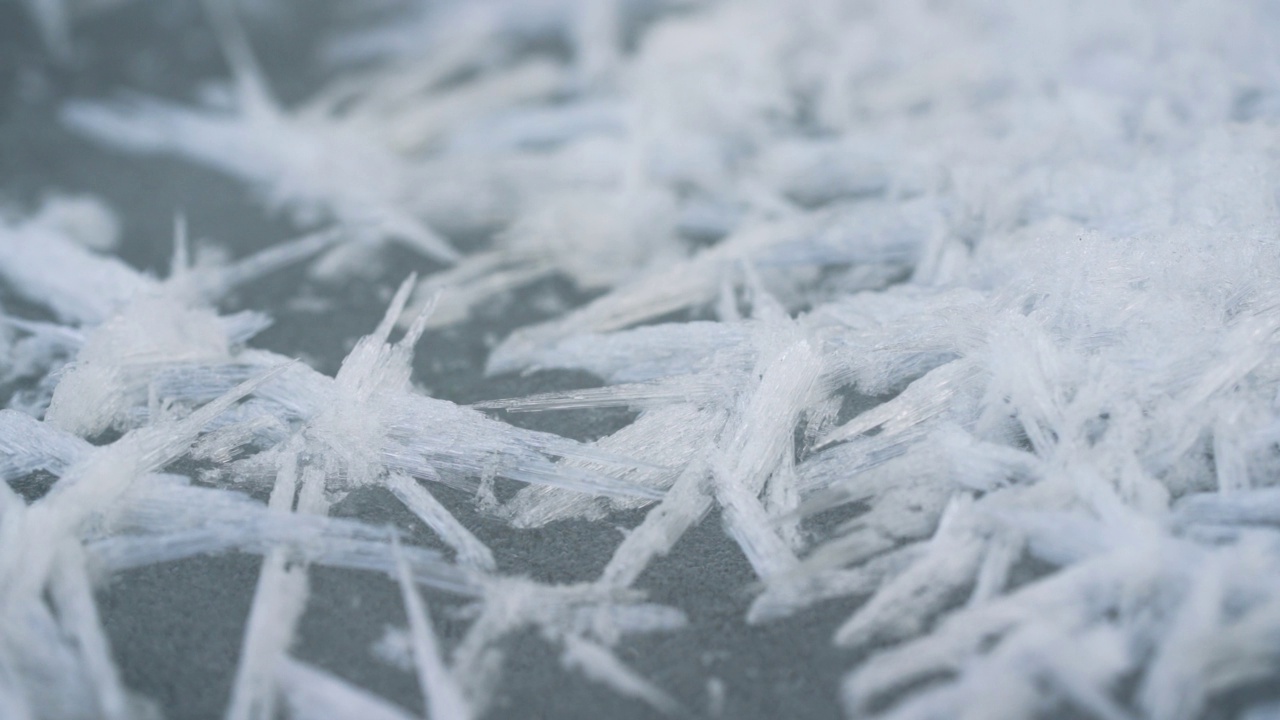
{"left": 277, "top": 658, "right": 419, "bottom": 720}
{"left": 388, "top": 472, "right": 495, "bottom": 573}
{"left": 224, "top": 452, "right": 323, "bottom": 720}
{"left": 560, "top": 635, "right": 681, "bottom": 716}
{"left": 391, "top": 536, "right": 473, "bottom": 720}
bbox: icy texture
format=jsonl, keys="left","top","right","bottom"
{"left": 5, "top": 0, "right": 1280, "bottom": 717}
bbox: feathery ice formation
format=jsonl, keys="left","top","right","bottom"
{"left": 6, "top": 0, "right": 1280, "bottom": 718}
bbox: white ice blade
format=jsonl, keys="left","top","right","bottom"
{"left": 388, "top": 472, "right": 495, "bottom": 573}
{"left": 560, "top": 635, "right": 681, "bottom": 716}
{"left": 277, "top": 658, "right": 419, "bottom": 720}
{"left": 391, "top": 536, "right": 473, "bottom": 720}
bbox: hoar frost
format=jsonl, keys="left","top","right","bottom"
{"left": 4, "top": 0, "right": 1280, "bottom": 718}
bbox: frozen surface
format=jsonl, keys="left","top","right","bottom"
{"left": 4, "top": 0, "right": 1280, "bottom": 719}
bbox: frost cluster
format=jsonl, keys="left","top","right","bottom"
{"left": 5, "top": 0, "right": 1280, "bottom": 718}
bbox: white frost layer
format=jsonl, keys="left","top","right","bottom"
{"left": 5, "top": 0, "right": 1280, "bottom": 717}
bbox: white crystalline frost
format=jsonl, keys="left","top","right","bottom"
{"left": 6, "top": 0, "right": 1280, "bottom": 717}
